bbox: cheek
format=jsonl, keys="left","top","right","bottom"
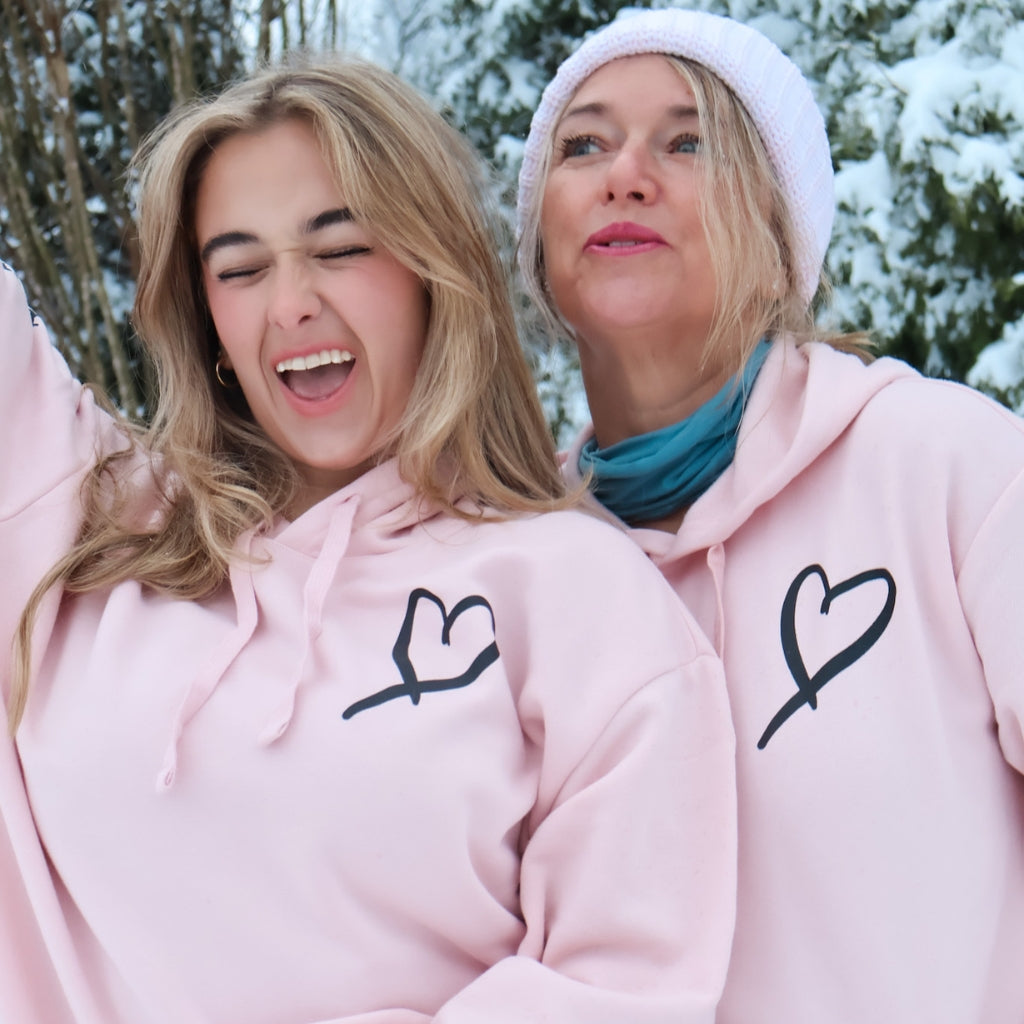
{"left": 206, "top": 290, "right": 257, "bottom": 360}
{"left": 539, "top": 194, "right": 573, "bottom": 294}
{"left": 539, "top": 188, "right": 563, "bottom": 258}
{"left": 401, "top": 328, "right": 428, "bottom": 400}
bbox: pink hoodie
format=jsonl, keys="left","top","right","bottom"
{"left": 566, "top": 339, "right": 1024, "bottom": 1023}
{"left": 0, "top": 263, "right": 737, "bottom": 1023}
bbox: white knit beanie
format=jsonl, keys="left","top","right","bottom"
{"left": 517, "top": 8, "right": 834, "bottom": 304}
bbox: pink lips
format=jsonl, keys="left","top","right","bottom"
{"left": 584, "top": 222, "right": 667, "bottom": 254}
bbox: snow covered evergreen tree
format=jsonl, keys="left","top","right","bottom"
{"left": 0, "top": 0, "right": 251, "bottom": 414}
{"left": 394, "top": 0, "right": 1024, "bottom": 429}
{"left": 2, "top": 0, "right": 1021, "bottom": 430}
{"left": 726, "top": 0, "right": 1024, "bottom": 405}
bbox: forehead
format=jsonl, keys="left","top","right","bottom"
{"left": 200, "top": 118, "right": 334, "bottom": 191}
{"left": 564, "top": 53, "right": 697, "bottom": 113}
{"left": 194, "top": 119, "right": 347, "bottom": 239}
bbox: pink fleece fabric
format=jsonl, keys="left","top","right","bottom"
{"left": 0, "top": 262, "right": 737, "bottom": 1024}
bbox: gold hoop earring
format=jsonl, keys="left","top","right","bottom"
{"left": 215, "top": 355, "right": 238, "bottom": 389}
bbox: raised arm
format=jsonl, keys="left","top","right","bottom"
{"left": 0, "top": 261, "right": 97, "bottom": 517}
{"left": 0, "top": 262, "right": 133, "bottom": 643}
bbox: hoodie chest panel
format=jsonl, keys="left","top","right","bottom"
{"left": 684, "top": 451, "right": 990, "bottom": 764}
{"left": 18, "top": 566, "right": 531, "bottom": 1010}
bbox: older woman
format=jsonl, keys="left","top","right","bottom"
{"left": 0, "top": 55, "right": 736, "bottom": 1023}
{"left": 519, "top": 9, "right": 1024, "bottom": 1023}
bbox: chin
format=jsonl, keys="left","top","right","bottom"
{"left": 579, "top": 305, "right": 675, "bottom": 337}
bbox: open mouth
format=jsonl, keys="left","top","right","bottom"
{"left": 275, "top": 349, "right": 354, "bottom": 401}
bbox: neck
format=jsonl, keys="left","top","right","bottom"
{"left": 577, "top": 329, "right": 732, "bottom": 448}
{"left": 575, "top": 337, "right": 772, "bottom": 529}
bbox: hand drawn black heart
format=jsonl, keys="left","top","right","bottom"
{"left": 342, "top": 587, "right": 500, "bottom": 720}
{"left": 757, "top": 564, "right": 896, "bottom": 749}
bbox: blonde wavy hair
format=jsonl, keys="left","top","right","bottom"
{"left": 518, "top": 56, "right": 866, "bottom": 375}
{"left": 11, "top": 56, "right": 570, "bottom": 731}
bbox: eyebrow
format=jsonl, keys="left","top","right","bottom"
{"left": 306, "top": 207, "right": 353, "bottom": 233}
{"left": 200, "top": 207, "right": 354, "bottom": 263}
{"left": 557, "top": 101, "right": 699, "bottom": 125}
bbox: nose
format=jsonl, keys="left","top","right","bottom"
{"left": 603, "top": 143, "right": 657, "bottom": 204}
{"left": 267, "top": 261, "right": 321, "bottom": 329}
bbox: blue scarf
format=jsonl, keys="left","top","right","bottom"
{"left": 578, "top": 339, "right": 771, "bottom": 524}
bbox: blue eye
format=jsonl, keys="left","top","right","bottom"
{"left": 672, "top": 134, "right": 700, "bottom": 154}
{"left": 559, "top": 134, "right": 601, "bottom": 159}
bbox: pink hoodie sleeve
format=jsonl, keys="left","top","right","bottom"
{"left": 0, "top": 263, "right": 135, "bottom": 661}
{"left": 958, "top": 462, "right": 1024, "bottom": 773}
{"left": 430, "top": 654, "right": 736, "bottom": 1024}
{"left": 0, "top": 263, "right": 119, "bottom": 637}
{"left": 0, "top": 262, "right": 124, "bottom": 1024}
{"left": 0, "top": 738, "right": 81, "bottom": 1024}
{"left": 0, "top": 263, "right": 97, "bottom": 513}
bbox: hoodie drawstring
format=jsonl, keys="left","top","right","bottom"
{"left": 258, "top": 496, "right": 359, "bottom": 746}
{"left": 157, "top": 531, "right": 260, "bottom": 792}
{"left": 706, "top": 542, "right": 727, "bottom": 658}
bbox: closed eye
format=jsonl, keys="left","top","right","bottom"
{"left": 217, "top": 265, "right": 266, "bottom": 282}
{"left": 317, "top": 245, "right": 372, "bottom": 262}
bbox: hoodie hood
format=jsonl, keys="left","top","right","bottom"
{"left": 565, "top": 339, "right": 919, "bottom": 561}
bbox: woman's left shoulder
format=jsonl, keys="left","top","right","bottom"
{"left": 876, "top": 365, "right": 1022, "bottom": 428}
{"left": 858, "top": 364, "right": 1024, "bottom": 459}
{"left": 483, "top": 508, "right": 712, "bottom": 645}
{"left": 825, "top": 361, "right": 1024, "bottom": 518}
{"left": 492, "top": 505, "right": 637, "bottom": 562}
{"left": 799, "top": 339, "right": 1024, "bottom": 445}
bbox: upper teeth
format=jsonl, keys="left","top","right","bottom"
{"left": 275, "top": 349, "right": 354, "bottom": 373}
{"left": 607, "top": 240, "right": 641, "bottom": 247}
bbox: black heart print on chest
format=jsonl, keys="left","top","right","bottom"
{"left": 758, "top": 564, "right": 896, "bottom": 749}
{"left": 343, "top": 587, "right": 500, "bottom": 720}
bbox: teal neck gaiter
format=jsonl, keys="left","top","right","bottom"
{"left": 578, "top": 339, "right": 771, "bottom": 524}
